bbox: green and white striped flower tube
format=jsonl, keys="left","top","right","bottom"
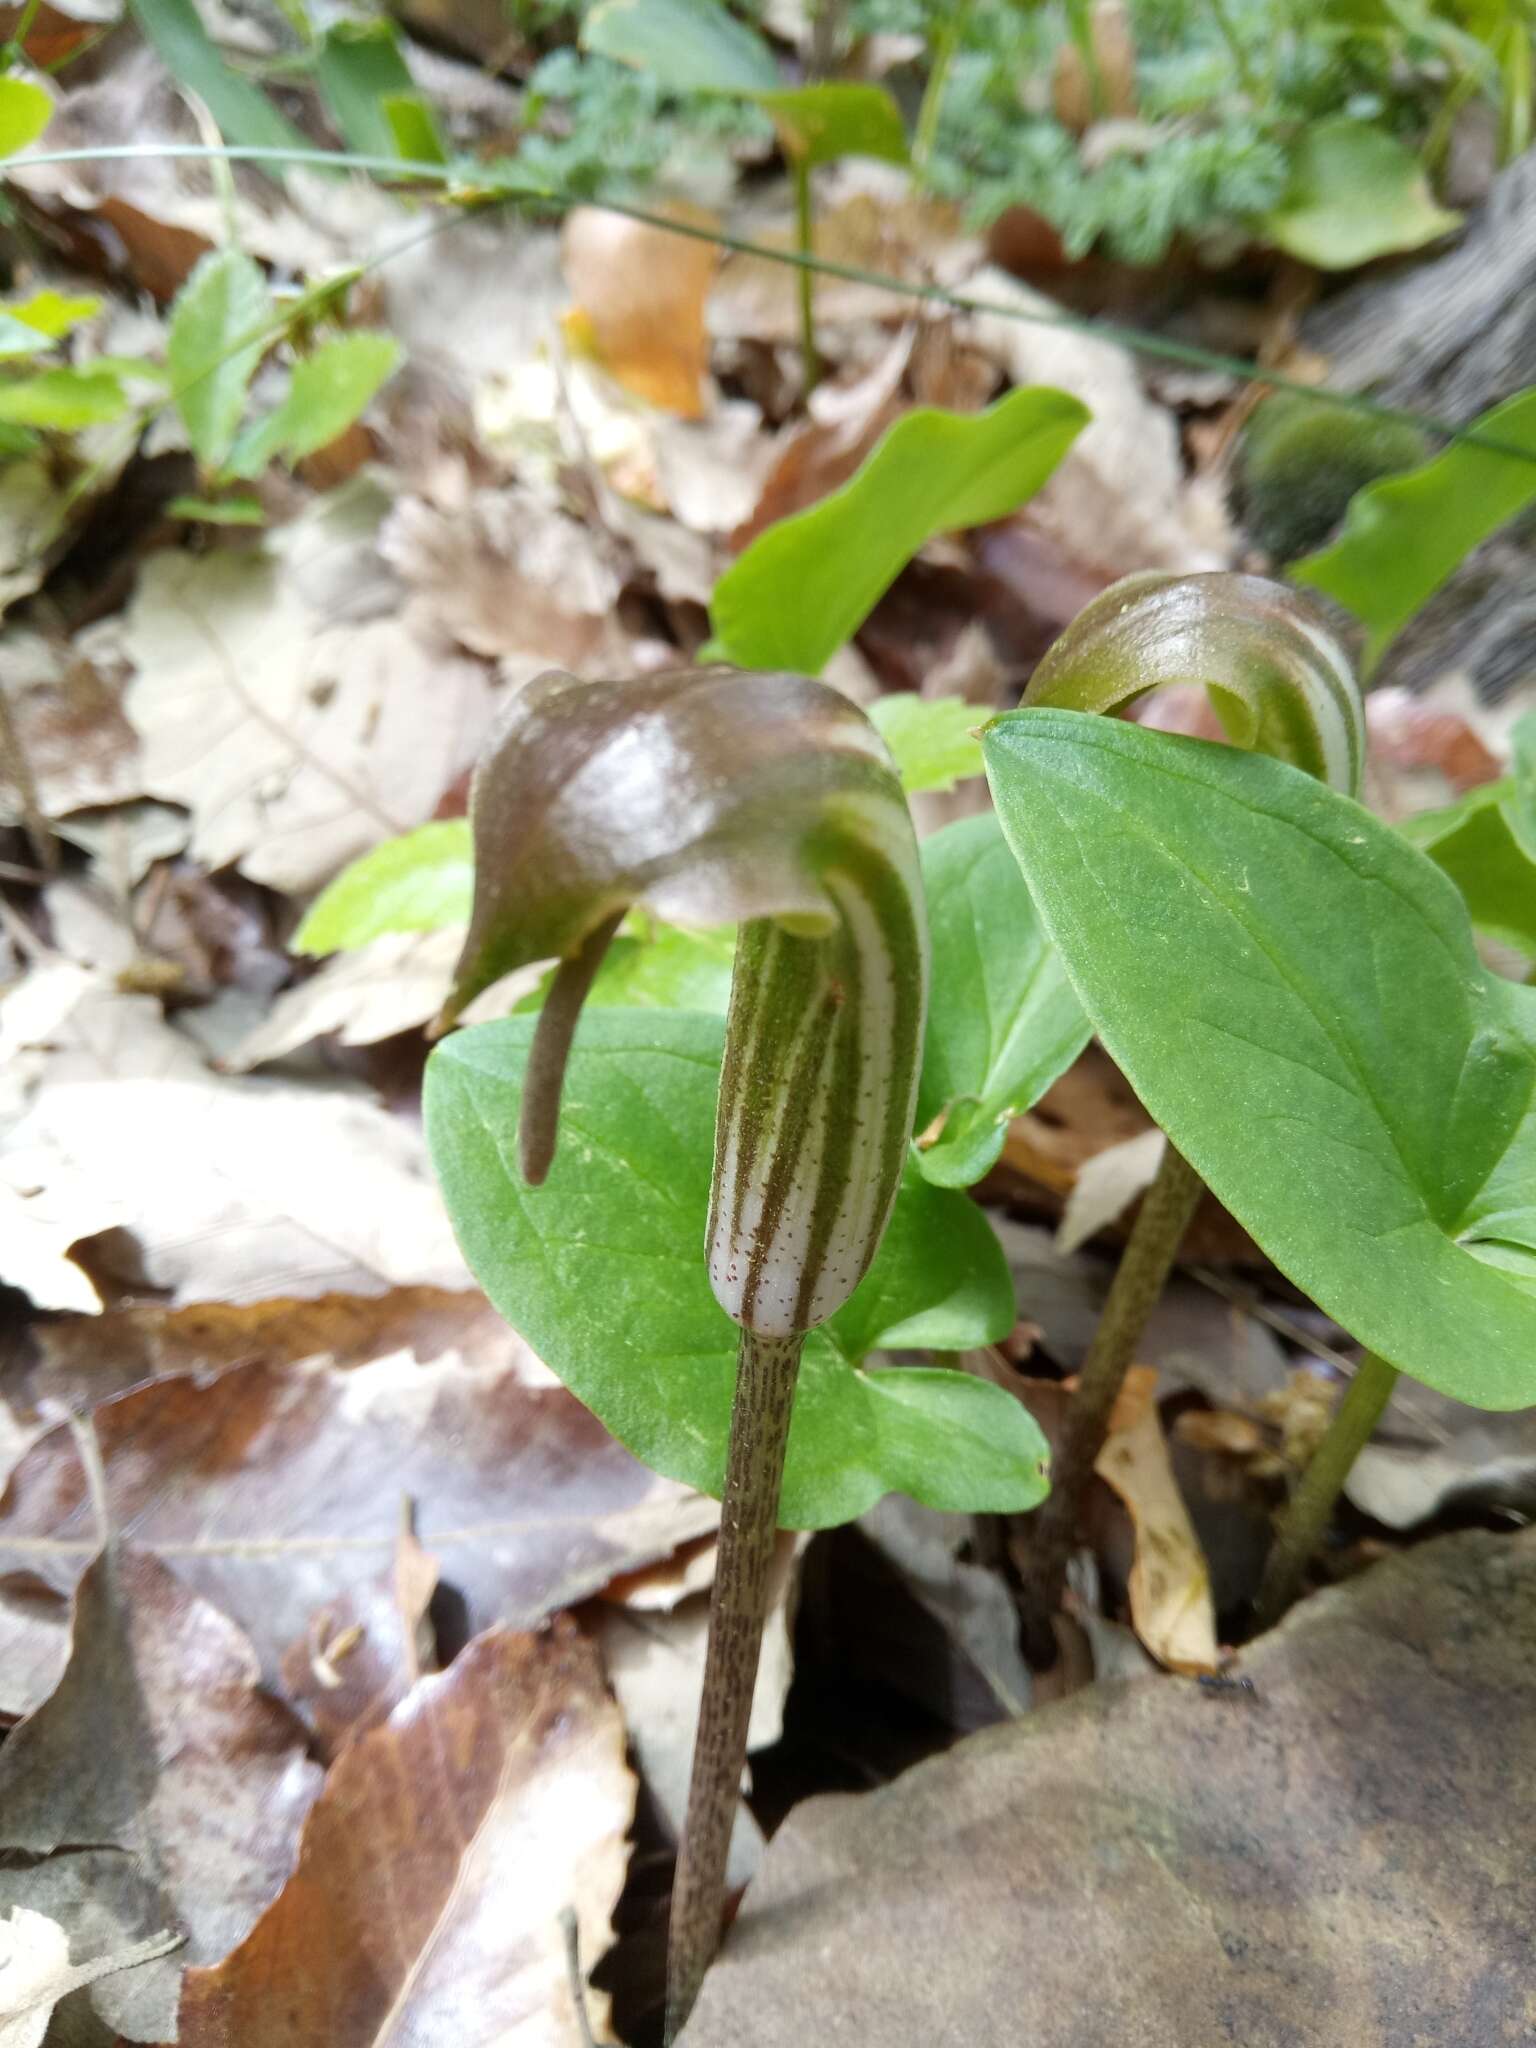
{"left": 1023, "top": 570, "right": 1365, "bottom": 796}
{"left": 439, "top": 663, "right": 928, "bottom": 2042}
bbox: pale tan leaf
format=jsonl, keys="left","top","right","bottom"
{"left": 180, "top": 1621, "right": 635, "bottom": 2047}
{"left": 1094, "top": 1366, "right": 1218, "bottom": 1673}
{"left": 114, "top": 482, "right": 496, "bottom": 893}
{"left": 563, "top": 204, "right": 721, "bottom": 420}
{"left": 1055, "top": 1128, "right": 1167, "bottom": 1254}
{"left": 0, "top": 1906, "right": 180, "bottom": 2048}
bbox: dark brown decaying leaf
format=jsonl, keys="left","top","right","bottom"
{"left": 179, "top": 1620, "right": 636, "bottom": 2047}
{"left": 0, "top": 1547, "right": 321, "bottom": 2039}
{"left": 279, "top": 1512, "right": 440, "bottom": 1760}
{"left": 0, "top": 1332, "right": 717, "bottom": 1710}
{"left": 683, "top": 1527, "right": 1536, "bottom": 2046}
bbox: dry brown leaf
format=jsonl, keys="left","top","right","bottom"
{"left": 0, "top": 1906, "right": 179, "bottom": 2048}
{"left": 224, "top": 926, "right": 469, "bottom": 1068}
{"left": 684, "top": 1526, "right": 1536, "bottom": 2047}
{"left": 563, "top": 204, "right": 721, "bottom": 419}
{"left": 180, "top": 1620, "right": 635, "bottom": 2047}
{"left": 0, "top": 1067, "right": 471, "bottom": 1312}
{"left": 1052, "top": 0, "right": 1138, "bottom": 130}
{"left": 378, "top": 485, "right": 633, "bottom": 679}
{"left": 0, "top": 1546, "right": 321, "bottom": 2037}
{"left": 711, "top": 186, "right": 978, "bottom": 346}
{"left": 0, "top": 631, "right": 141, "bottom": 827}
{"left": 1094, "top": 1366, "right": 1218, "bottom": 1673}
{"left": 0, "top": 1312, "right": 717, "bottom": 1706}
{"left": 958, "top": 264, "right": 1234, "bottom": 580}
{"left": 592, "top": 1533, "right": 801, "bottom": 1893}
{"left": 1363, "top": 681, "right": 1505, "bottom": 821}
{"left": 112, "top": 480, "right": 496, "bottom": 894}
{"left": 280, "top": 1510, "right": 439, "bottom": 1760}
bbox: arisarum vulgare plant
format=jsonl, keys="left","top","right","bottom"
{"left": 984, "top": 571, "right": 1536, "bottom": 1633}
{"left": 991, "top": 571, "right": 1369, "bottom": 1646}
{"left": 424, "top": 665, "right": 1048, "bottom": 2041}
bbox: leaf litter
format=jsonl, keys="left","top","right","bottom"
{"left": 1, "top": 12, "right": 1534, "bottom": 2039}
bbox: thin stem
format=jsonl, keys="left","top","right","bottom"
{"left": 913, "top": 14, "right": 961, "bottom": 168}
{"left": 665, "top": 1325, "right": 803, "bottom": 2044}
{"left": 519, "top": 910, "right": 624, "bottom": 1184}
{"left": 1017, "top": 1140, "right": 1205, "bottom": 1661}
{"left": 1208, "top": 0, "right": 1262, "bottom": 101}
{"left": 1254, "top": 1350, "right": 1399, "bottom": 1630}
{"left": 792, "top": 154, "right": 820, "bottom": 400}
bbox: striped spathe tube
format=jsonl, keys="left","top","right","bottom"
{"left": 1023, "top": 571, "right": 1366, "bottom": 796}
{"left": 438, "top": 663, "right": 929, "bottom": 1337}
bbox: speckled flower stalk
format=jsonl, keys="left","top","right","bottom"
{"left": 437, "top": 665, "right": 927, "bottom": 2040}
{"left": 1008, "top": 573, "right": 1366, "bottom": 1657}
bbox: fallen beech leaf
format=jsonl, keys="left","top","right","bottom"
{"left": 113, "top": 481, "right": 496, "bottom": 893}
{"left": 683, "top": 1526, "right": 1536, "bottom": 2046}
{"left": 0, "top": 1906, "right": 180, "bottom": 2048}
{"left": 1094, "top": 1366, "right": 1218, "bottom": 1672}
{"left": 378, "top": 486, "right": 632, "bottom": 677}
{"left": 563, "top": 204, "right": 720, "bottom": 419}
{"left": 0, "top": 1334, "right": 717, "bottom": 1706}
{"left": 280, "top": 1511, "right": 440, "bottom": 1760}
{"left": 225, "top": 926, "right": 471, "bottom": 1068}
{"left": 0, "top": 1547, "right": 320, "bottom": 2038}
{"left": 1055, "top": 1127, "right": 1167, "bottom": 1254}
{"left": 1, "top": 1061, "right": 471, "bottom": 1313}
{"left": 180, "top": 1620, "right": 635, "bottom": 2047}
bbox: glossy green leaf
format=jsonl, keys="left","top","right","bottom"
{"left": 1291, "top": 390, "right": 1536, "bottom": 674}
{"left": 1264, "top": 118, "right": 1460, "bottom": 268}
{"left": 0, "top": 76, "right": 51, "bottom": 156}
{"left": 425, "top": 1009, "right": 1045, "bottom": 1526}
{"left": 713, "top": 387, "right": 1088, "bottom": 674}
{"left": 0, "top": 367, "right": 126, "bottom": 428}
{"left": 915, "top": 814, "right": 1089, "bottom": 1188}
{"left": 868, "top": 694, "right": 986, "bottom": 795}
{"left": 230, "top": 333, "right": 400, "bottom": 476}
{"left": 315, "top": 22, "right": 446, "bottom": 164}
{"left": 167, "top": 248, "right": 271, "bottom": 472}
{"left": 759, "top": 82, "right": 907, "bottom": 167}
{"left": 582, "top": 0, "right": 777, "bottom": 92}
{"left": 984, "top": 708, "right": 1536, "bottom": 1411}
{"left": 4, "top": 290, "right": 100, "bottom": 340}
{"left": 294, "top": 819, "right": 473, "bottom": 954}
{"left": 1401, "top": 715, "right": 1536, "bottom": 958}
{"left": 382, "top": 94, "right": 447, "bottom": 165}
{"left": 128, "top": 0, "right": 305, "bottom": 156}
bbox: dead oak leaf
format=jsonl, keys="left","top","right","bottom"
{"left": 113, "top": 481, "right": 496, "bottom": 894}
{"left": 0, "top": 1546, "right": 321, "bottom": 2040}
{"left": 0, "top": 1336, "right": 718, "bottom": 1707}
{"left": 180, "top": 1619, "right": 635, "bottom": 2048}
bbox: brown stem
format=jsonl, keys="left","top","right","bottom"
{"left": 1017, "top": 1140, "right": 1204, "bottom": 1663}
{"left": 1253, "top": 1349, "right": 1399, "bottom": 1630}
{"left": 665, "top": 1326, "right": 803, "bottom": 2044}
{"left": 518, "top": 910, "right": 625, "bottom": 1184}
